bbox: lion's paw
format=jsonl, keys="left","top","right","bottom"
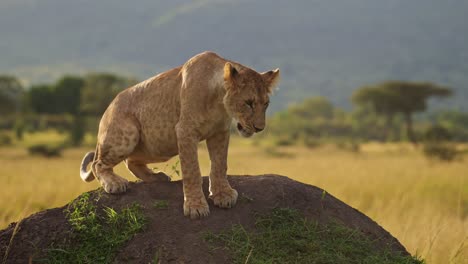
{"left": 184, "top": 197, "right": 210, "bottom": 219}
{"left": 210, "top": 187, "right": 238, "bottom": 208}
{"left": 101, "top": 177, "right": 128, "bottom": 194}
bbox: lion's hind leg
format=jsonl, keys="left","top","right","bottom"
{"left": 125, "top": 160, "right": 171, "bottom": 182}
{"left": 92, "top": 117, "right": 140, "bottom": 194}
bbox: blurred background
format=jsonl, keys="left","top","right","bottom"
{"left": 0, "top": 1, "right": 467, "bottom": 263}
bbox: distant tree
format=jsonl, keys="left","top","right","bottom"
{"left": 53, "top": 76, "right": 85, "bottom": 115}
{"left": 434, "top": 110, "right": 468, "bottom": 141}
{"left": 69, "top": 115, "right": 85, "bottom": 146}
{"left": 27, "top": 84, "right": 54, "bottom": 114}
{"left": 424, "top": 125, "right": 452, "bottom": 142}
{"left": 289, "top": 97, "right": 334, "bottom": 120}
{"left": 13, "top": 119, "right": 24, "bottom": 140}
{"left": 350, "top": 104, "right": 390, "bottom": 141}
{"left": 26, "top": 76, "right": 85, "bottom": 115}
{"left": 80, "top": 73, "right": 137, "bottom": 116}
{"left": 0, "top": 75, "right": 24, "bottom": 115}
{"left": 435, "top": 110, "right": 468, "bottom": 129}
{"left": 352, "top": 81, "right": 452, "bottom": 143}
{"left": 422, "top": 125, "right": 458, "bottom": 162}
{"left": 268, "top": 96, "right": 353, "bottom": 141}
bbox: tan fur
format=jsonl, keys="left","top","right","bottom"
{"left": 80, "top": 51, "right": 280, "bottom": 218}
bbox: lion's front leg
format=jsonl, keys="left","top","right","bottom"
{"left": 207, "top": 130, "right": 238, "bottom": 208}
{"left": 176, "top": 124, "right": 209, "bottom": 219}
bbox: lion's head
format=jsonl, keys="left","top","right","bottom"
{"left": 223, "top": 62, "right": 280, "bottom": 138}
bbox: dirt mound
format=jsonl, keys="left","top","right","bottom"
{"left": 0, "top": 175, "right": 411, "bottom": 263}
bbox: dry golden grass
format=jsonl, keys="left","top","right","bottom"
{"left": 0, "top": 136, "right": 466, "bottom": 264}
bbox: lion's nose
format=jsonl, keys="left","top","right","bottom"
{"left": 253, "top": 125, "right": 264, "bottom": 132}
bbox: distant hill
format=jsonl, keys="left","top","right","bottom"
{"left": 1, "top": 0, "right": 467, "bottom": 112}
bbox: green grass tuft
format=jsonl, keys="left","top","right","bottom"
{"left": 238, "top": 193, "right": 254, "bottom": 203}
{"left": 42, "top": 193, "right": 147, "bottom": 263}
{"left": 204, "top": 208, "right": 424, "bottom": 264}
{"left": 152, "top": 248, "right": 162, "bottom": 264}
{"left": 152, "top": 200, "right": 169, "bottom": 209}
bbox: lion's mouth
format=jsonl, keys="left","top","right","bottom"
{"left": 237, "top": 122, "right": 254, "bottom": 138}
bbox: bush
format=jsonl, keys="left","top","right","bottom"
{"left": 424, "top": 125, "right": 452, "bottom": 142}
{"left": 27, "top": 144, "right": 64, "bottom": 157}
{"left": 422, "top": 125, "right": 459, "bottom": 162}
{"left": 69, "top": 115, "right": 85, "bottom": 146}
{"left": 263, "top": 146, "right": 295, "bottom": 158}
{"left": 0, "top": 133, "right": 12, "bottom": 146}
{"left": 348, "top": 141, "right": 360, "bottom": 153}
{"left": 13, "top": 119, "right": 24, "bottom": 140}
{"left": 274, "top": 136, "right": 295, "bottom": 147}
{"left": 300, "top": 135, "right": 321, "bottom": 149}
{"left": 423, "top": 143, "right": 459, "bottom": 162}
{"left": 336, "top": 140, "right": 360, "bottom": 153}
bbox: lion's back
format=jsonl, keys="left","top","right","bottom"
{"left": 98, "top": 51, "right": 231, "bottom": 159}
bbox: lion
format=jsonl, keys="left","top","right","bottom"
{"left": 80, "top": 51, "right": 280, "bottom": 218}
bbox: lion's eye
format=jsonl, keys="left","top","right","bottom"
{"left": 245, "top": 100, "right": 254, "bottom": 109}
{"left": 264, "top": 101, "right": 270, "bottom": 107}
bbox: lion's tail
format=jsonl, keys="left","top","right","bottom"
{"left": 80, "top": 151, "right": 96, "bottom": 182}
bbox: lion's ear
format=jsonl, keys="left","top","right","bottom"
{"left": 224, "top": 62, "right": 238, "bottom": 80}
{"left": 262, "top": 68, "right": 280, "bottom": 94}
{"left": 224, "top": 62, "right": 239, "bottom": 91}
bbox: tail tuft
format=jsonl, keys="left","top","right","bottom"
{"left": 80, "top": 151, "right": 95, "bottom": 182}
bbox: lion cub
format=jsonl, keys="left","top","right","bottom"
{"left": 80, "top": 51, "right": 279, "bottom": 218}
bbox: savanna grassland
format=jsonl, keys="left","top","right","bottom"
{"left": 0, "top": 132, "right": 466, "bottom": 264}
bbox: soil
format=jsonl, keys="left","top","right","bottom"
{"left": 0, "top": 175, "right": 410, "bottom": 264}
